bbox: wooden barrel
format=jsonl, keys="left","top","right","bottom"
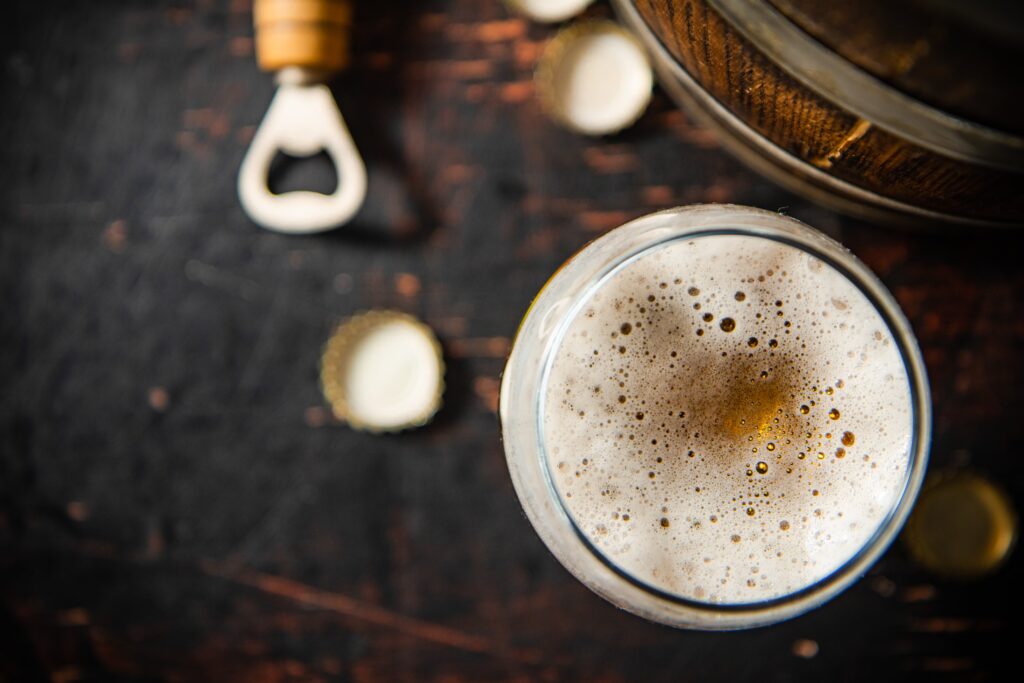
{"left": 614, "top": 0, "right": 1024, "bottom": 227}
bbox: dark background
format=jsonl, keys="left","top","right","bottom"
{"left": 2, "top": 1, "right": 1021, "bottom": 680}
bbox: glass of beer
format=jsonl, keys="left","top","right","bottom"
{"left": 500, "top": 205, "right": 930, "bottom": 629}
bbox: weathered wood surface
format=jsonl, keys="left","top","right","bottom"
{"left": 1, "top": 1, "right": 1021, "bottom": 680}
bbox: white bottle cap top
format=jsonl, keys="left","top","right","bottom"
{"left": 509, "top": 0, "right": 595, "bottom": 23}
{"left": 321, "top": 311, "right": 444, "bottom": 432}
{"left": 536, "top": 20, "right": 653, "bottom": 136}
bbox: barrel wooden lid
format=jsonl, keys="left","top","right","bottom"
{"left": 768, "top": 0, "right": 1024, "bottom": 135}
{"left": 617, "top": 0, "right": 1024, "bottom": 226}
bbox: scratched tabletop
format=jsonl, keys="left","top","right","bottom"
{"left": 1, "top": 1, "right": 1022, "bottom": 681}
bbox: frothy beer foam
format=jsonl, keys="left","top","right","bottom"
{"left": 543, "top": 235, "right": 913, "bottom": 604}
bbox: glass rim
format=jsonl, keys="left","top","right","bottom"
{"left": 501, "top": 204, "right": 932, "bottom": 629}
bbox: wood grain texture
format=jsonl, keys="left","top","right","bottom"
{"left": 633, "top": 0, "right": 1024, "bottom": 222}
{"left": 1, "top": 0, "right": 1021, "bottom": 681}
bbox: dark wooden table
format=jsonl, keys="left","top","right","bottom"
{"left": 2, "top": 1, "right": 1021, "bottom": 680}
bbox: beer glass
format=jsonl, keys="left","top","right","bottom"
{"left": 500, "top": 205, "right": 930, "bottom": 629}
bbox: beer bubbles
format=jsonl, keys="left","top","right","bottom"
{"left": 542, "top": 235, "right": 912, "bottom": 604}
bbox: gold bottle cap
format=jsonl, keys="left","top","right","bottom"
{"left": 508, "top": 0, "right": 595, "bottom": 23}
{"left": 535, "top": 20, "right": 653, "bottom": 136}
{"left": 320, "top": 310, "right": 444, "bottom": 432}
{"left": 904, "top": 471, "right": 1017, "bottom": 578}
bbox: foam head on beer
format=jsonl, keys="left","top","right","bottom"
{"left": 543, "top": 234, "right": 913, "bottom": 604}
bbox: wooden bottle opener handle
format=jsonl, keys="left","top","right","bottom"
{"left": 254, "top": 0, "right": 352, "bottom": 75}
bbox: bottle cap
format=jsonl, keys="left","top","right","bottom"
{"left": 508, "top": 0, "right": 594, "bottom": 23}
{"left": 320, "top": 310, "right": 444, "bottom": 432}
{"left": 535, "top": 20, "right": 653, "bottom": 136}
{"left": 904, "top": 471, "right": 1017, "bottom": 578}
